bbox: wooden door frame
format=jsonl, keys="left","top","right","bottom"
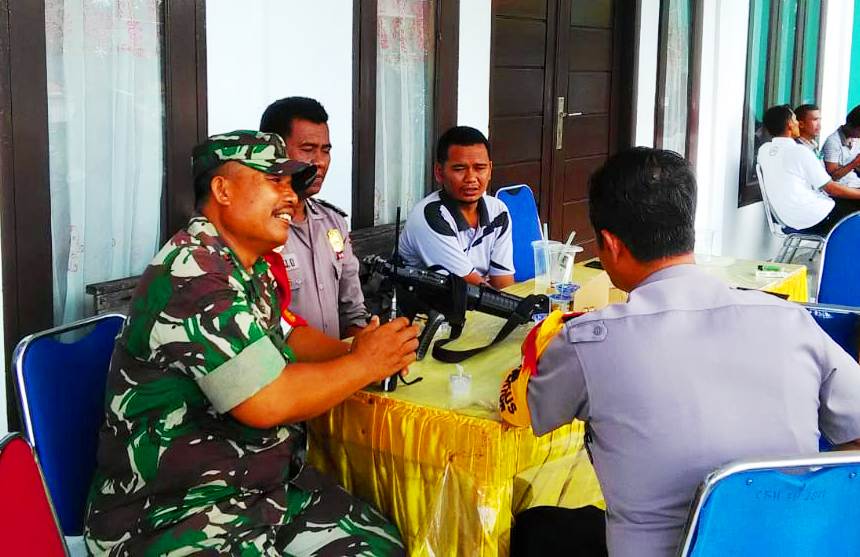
{"left": 0, "top": 0, "right": 207, "bottom": 428}
{"left": 545, "top": 0, "right": 637, "bottom": 239}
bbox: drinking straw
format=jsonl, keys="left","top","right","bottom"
{"left": 541, "top": 222, "right": 551, "bottom": 288}
{"left": 565, "top": 230, "right": 576, "bottom": 246}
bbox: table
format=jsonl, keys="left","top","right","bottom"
{"left": 307, "top": 258, "right": 808, "bottom": 556}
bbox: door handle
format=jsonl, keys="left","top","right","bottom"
{"left": 556, "top": 96, "right": 583, "bottom": 150}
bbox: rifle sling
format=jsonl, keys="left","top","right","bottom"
{"left": 430, "top": 295, "right": 541, "bottom": 363}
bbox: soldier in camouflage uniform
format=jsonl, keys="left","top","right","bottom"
{"left": 84, "top": 130, "right": 418, "bottom": 556}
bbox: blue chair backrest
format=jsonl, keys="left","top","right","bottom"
{"left": 818, "top": 213, "right": 860, "bottom": 306}
{"left": 804, "top": 303, "right": 860, "bottom": 361}
{"left": 14, "top": 314, "right": 124, "bottom": 536}
{"left": 681, "top": 453, "right": 860, "bottom": 556}
{"left": 496, "top": 185, "right": 541, "bottom": 282}
{"left": 804, "top": 303, "right": 860, "bottom": 451}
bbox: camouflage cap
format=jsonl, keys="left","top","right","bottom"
{"left": 192, "top": 130, "right": 317, "bottom": 191}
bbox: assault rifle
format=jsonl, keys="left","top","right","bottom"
{"left": 363, "top": 255, "right": 549, "bottom": 366}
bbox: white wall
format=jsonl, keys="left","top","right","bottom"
{"left": 206, "top": 0, "right": 354, "bottom": 215}
{"left": 456, "top": 0, "right": 491, "bottom": 135}
{"left": 633, "top": 0, "right": 660, "bottom": 147}
{"left": 693, "top": 0, "right": 776, "bottom": 260}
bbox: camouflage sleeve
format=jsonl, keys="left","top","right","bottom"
{"left": 144, "top": 248, "right": 287, "bottom": 413}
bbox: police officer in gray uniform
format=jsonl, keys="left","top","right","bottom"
{"left": 505, "top": 148, "right": 860, "bottom": 557}
{"left": 261, "top": 97, "right": 369, "bottom": 339}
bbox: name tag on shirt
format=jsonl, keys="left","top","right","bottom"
{"left": 283, "top": 253, "right": 299, "bottom": 271}
{"left": 284, "top": 253, "right": 303, "bottom": 290}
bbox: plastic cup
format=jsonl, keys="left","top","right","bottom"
{"left": 551, "top": 244, "right": 584, "bottom": 285}
{"left": 532, "top": 240, "right": 561, "bottom": 294}
{"left": 695, "top": 229, "right": 716, "bottom": 263}
{"left": 449, "top": 371, "right": 472, "bottom": 399}
{"left": 549, "top": 293, "right": 572, "bottom": 313}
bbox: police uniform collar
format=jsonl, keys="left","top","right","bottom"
{"left": 637, "top": 263, "right": 703, "bottom": 288}
{"left": 305, "top": 198, "right": 325, "bottom": 220}
{"left": 438, "top": 190, "right": 490, "bottom": 230}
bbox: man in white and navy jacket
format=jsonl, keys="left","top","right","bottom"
{"left": 399, "top": 126, "right": 515, "bottom": 289}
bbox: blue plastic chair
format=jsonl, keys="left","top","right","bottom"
{"left": 14, "top": 313, "right": 125, "bottom": 537}
{"left": 678, "top": 451, "right": 860, "bottom": 556}
{"left": 818, "top": 212, "right": 860, "bottom": 306}
{"left": 804, "top": 303, "right": 860, "bottom": 361}
{"left": 803, "top": 303, "right": 860, "bottom": 451}
{"left": 496, "top": 184, "right": 542, "bottom": 282}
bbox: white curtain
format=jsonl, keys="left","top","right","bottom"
{"left": 375, "top": 0, "right": 435, "bottom": 225}
{"left": 660, "top": 0, "right": 690, "bottom": 156}
{"left": 46, "top": 0, "right": 164, "bottom": 325}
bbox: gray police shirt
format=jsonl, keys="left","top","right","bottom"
{"left": 282, "top": 198, "right": 369, "bottom": 339}
{"left": 527, "top": 264, "right": 860, "bottom": 557}
{"left": 398, "top": 191, "right": 514, "bottom": 278}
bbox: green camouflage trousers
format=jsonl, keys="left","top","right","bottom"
{"left": 89, "top": 468, "right": 405, "bottom": 557}
{"left": 275, "top": 468, "right": 405, "bottom": 557}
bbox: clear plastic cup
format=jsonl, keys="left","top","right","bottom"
{"left": 551, "top": 245, "right": 584, "bottom": 285}
{"left": 532, "top": 240, "right": 561, "bottom": 294}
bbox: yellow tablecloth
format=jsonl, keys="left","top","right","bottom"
{"left": 307, "top": 258, "right": 808, "bottom": 556}
{"left": 308, "top": 284, "right": 602, "bottom": 556}
{"left": 694, "top": 255, "right": 808, "bottom": 302}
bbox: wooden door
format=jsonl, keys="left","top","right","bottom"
{"left": 489, "top": 0, "right": 633, "bottom": 259}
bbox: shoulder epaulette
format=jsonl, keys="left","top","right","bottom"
{"left": 312, "top": 198, "right": 349, "bottom": 218}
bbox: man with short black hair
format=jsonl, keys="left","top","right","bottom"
{"left": 794, "top": 103, "right": 822, "bottom": 158}
{"left": 399, "top": 125, "right": 514, "bottom": 289}
{"left": 501, "top": 147, "right": 860, "bottom": 557}
{"left": 260, "top": 96, "right": 369, "bottom": 339}
{"left": 85, "top": 130, "right": 415, "bottom": 555}
{"left": 822, "top": 104, "right": 860, "bottom": 188}
{"left": 758, "top": 104, "right": 860, "bottom": 235}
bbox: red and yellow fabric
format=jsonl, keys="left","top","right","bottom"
{"left": 263, "top": 252, "right": 308, "bottom": 328}
{"left": 500, "top": 310, "right": 581, "bottom": 427}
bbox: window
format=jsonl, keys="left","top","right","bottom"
{"left": 353, "top": 0, "right": 459, "bottom": 229}
{"left": 848, "top": 1, "right": 860, "bottom": 111}
{"left": 655, "top": 0, "right": 701, "bottom": 159}
{"left": 0, "top": 0, "right": 205, "bottom": 402}
{"left": 738, "top": 0, "right": 822, "bottom": 206}
{"left": 46, "top": 0, "right": 166, "bottom": 325}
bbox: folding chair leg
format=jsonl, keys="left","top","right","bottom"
{"left": 786, "top": 238, "right": 802, "bottom": 264}
{"left": 775, "top": 239, "right": 790, "bottom": 263}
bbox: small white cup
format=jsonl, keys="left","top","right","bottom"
{"left": 449, "top": 371, "right": 472, "bottom": 399}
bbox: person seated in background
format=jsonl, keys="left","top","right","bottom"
{"left": 758, "top": 104, "right": 860, "bottom": 236}
{"left": 399, "top": 126, "right": 515, "bottom": 289}
{"left": 84, "top": 131, "right": 416, "bottom": 556}
{"left": 260, "top": 96, "right": 369, "bottom": 339}
{"left": 794, "top": 103, "right": 822, "bottom": 158}
{"left": 822, "top": 104, "right": 860, "bottom": 188}
{"left": 501, "top": 147, "right": 860, "bottom": 557}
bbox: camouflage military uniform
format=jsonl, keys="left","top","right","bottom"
{"left": 84, "top": 213, "right": 404, "bottom": 556}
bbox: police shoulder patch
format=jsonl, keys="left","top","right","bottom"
{"left": 566, "top": 320, "right": 608, "bottom": 343}
{"left": 313, "top": 198, "right": 349, "bottom": 218}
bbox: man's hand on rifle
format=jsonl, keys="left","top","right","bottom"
{"left": 351, "top": 316, "right": 420, "bottom": 379}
